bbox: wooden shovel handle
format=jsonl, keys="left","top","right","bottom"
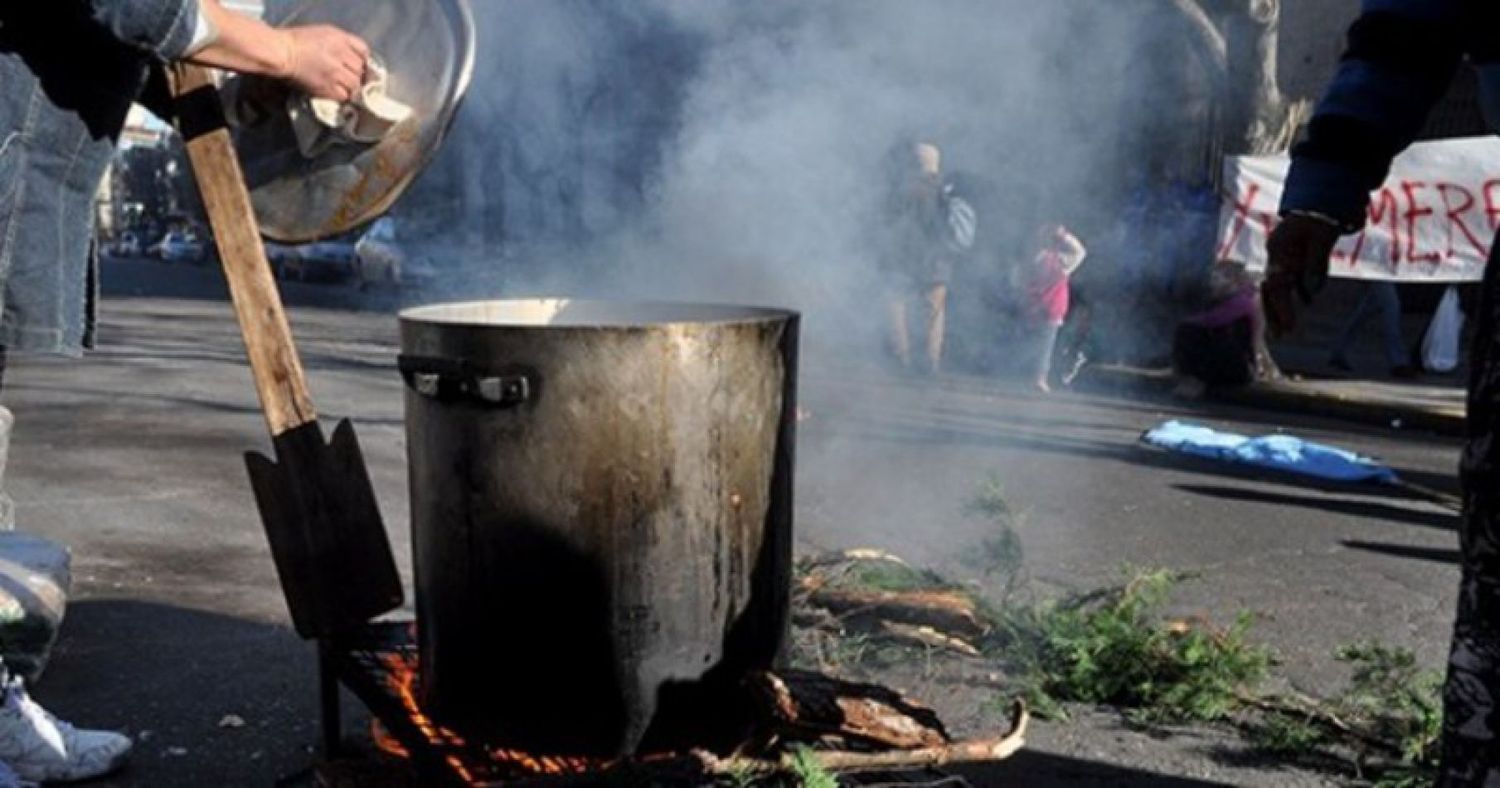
{"left": 169, "top": 64, "right": 317, "bottom": 436}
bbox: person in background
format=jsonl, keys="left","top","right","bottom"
{"left": 1024, "top": 224, "right": 1087, "bottom": 392}
{"left": 1327, "top": 281, "right": 1418, "bottom": 379}
{"left": 1172, "top": 260, "right": 1261, "bottom": 398}
{"left": 1262, "top": 2, "right": 1500, "bottom": 781}
{"left": 0, "top": 1, "right": 368, "bottom": 782}
{"left": 878, "top": 140, "right": 977, "bottom": 375}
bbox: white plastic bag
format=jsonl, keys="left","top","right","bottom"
{"left": 1422, "top": 285, "right": 1464, "bottom": 373}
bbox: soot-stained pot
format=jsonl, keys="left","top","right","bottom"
{"left": 399, "top": 299, "right": 798, "bottom": 757}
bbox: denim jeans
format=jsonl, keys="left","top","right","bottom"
{"left": 1033, "top": 322, "right": 1061, "bottom": 384}
{"left": 1330, "top": 281, "right": 1406, "bottom": 370}
{"left": 0, "top": 2, "right": 195, "bottom": 355}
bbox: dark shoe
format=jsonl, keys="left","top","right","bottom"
{"left": 1390, "top": 364, "right": 1421, "bottom": 380}
{"left": 1328, "top": 355, "right": 1353, "bottom": 373}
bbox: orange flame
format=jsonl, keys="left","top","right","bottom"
{"left": 370, "top": 720, "right": 408, "bottom": 758}
{"left": 376, "top": 654, "right": 605, "bottom": 783}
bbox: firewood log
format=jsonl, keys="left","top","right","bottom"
{"left": 878, "top": 621, "right": 981, "bottom": 657}
{"left": 748, "top": 670, "right": 950, "bottom": 749}
{"left": 699, "top": 701, "right": 1030, "bottom": 778}
{"left": 806, "top": 588, "right": 987, "bottom": 638}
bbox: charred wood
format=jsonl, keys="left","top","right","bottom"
{"left": 748, "top": 670, "right": 950, "bottom": 749}
{"left": 806, "top": 588, "right": 987, "bottom": 639}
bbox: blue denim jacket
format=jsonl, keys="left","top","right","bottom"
{"left": 0, "top": 1, "right": 195, "bottom": 355}
{"left": 1282, "top": 0, "right": 1500, "bottom": 229}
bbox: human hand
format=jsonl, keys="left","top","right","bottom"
{"left": 1262, "top": 213, "right": 1341, "bottom": 336}
{"left": 277, "top": 25, "right": 370, "bottom": 102}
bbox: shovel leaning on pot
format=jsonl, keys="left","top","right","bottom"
{"left": 167, "top": 62, "right": 403, "bottom": 639}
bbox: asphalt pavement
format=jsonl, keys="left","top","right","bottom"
{"left": 0, "top": 258, "right": 1465, "bottom": 786}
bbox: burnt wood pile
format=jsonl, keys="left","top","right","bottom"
{"left": 314, "top": 621, "right": 1026, "bottom": 787}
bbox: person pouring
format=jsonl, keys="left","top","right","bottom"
{"left": 0, "top": 2, "right": 367, "bottom": 781}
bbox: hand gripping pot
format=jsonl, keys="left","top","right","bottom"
{"left": 398, "top": 300, "right": 799, "bottom": 757}
{"left": 219, "top": 0, "right": 476, "bottom": 242}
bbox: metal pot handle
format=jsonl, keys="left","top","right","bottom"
{"left": 397, "top": 355, "right": 531, "bottom": 408}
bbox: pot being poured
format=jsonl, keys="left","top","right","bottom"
{"left": 399, "top": 299, "right": 799, "bottom": 757}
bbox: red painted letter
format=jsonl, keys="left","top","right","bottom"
{"left": 1401, "top": 180, "right": 1440, "bottom": 263}
{"left": 1217, "top": 182, "right": 1262, "bottom": 260}
{"left": 1483, "top": 178, "right": 1500, "bottom": 231}
{"left": 1350, "top": 188, "right": 1402, "bottom": 265}
{"left": 1437, "top": 182, "right": 1487, "bottom": 259}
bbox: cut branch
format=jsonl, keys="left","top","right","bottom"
{"left": 807, "top": 588, "right": 987, "bottom": 639}
{"left": 749, "top": 670, "right": 951, "bottom": 749}
{"left": 879, "top": 622, "right": 981, "bottom": 657}
{"left": 704, "top": 701, "right": 1030, "bottom": 777}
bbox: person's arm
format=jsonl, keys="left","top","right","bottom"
{"left": 1281, "top": 0, "right": 1468, "bottom": 228}
{"left": 85, "top": 0, "right": 367, "bottom": 101}
{"left": 1055, "top": 227, "right": 1086, "bottom": 275}
{"left": 189, "top": 1, "right": 369, "bottom": 101}
{"left": 1265, "top": 0, "right": 1468, "bottom": 333}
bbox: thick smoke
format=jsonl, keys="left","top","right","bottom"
{"left": 406, "top": 0, "right": 1221, "bottom": 355}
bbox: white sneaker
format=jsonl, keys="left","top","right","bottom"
{"left": 0, "top": 680, "right": 129, "bottom": 783}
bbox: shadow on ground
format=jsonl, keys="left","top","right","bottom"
{"left": 34, "top": 600, "right": 327, "bottom": 787}
{"left": 951, "top": 752, "right": 1230, "bottom": 786}
{"left": 1174, "top": 484, "right": 1459, "bottom": 532}
{"left": 1343, "top": 539, "right": 1462, "bottom": 565}
{"left": 831, "top": 386, "right": 1458, "bottom": 508}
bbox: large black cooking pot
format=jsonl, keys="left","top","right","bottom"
{"left": 399, "top": 299, "right": 798, "bottom": 757}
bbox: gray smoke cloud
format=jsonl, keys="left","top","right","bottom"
{"left": 403, "top": 0, "right": 1222, "bottom": 357}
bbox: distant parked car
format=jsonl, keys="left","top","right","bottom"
{"left": 109, "top": 232, "right": 142, "bottom": 258}
{"left": 264, "top": 242, "right": 300, "bottom": 279}
{"left": 281, "top": 239, "right": 358, "bottom": 283}
{"left": 150, "top": 231, "right": 206, "bottom": 264}
{"left": 353, "top": 219, "right": 401, "bottom": 289}
{"left": 353, "top": 218, "right": 436, "bottom": 289}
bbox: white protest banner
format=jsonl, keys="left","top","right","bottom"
{"left": 1216, "top": 136, "right": 1500, "bottom": 282}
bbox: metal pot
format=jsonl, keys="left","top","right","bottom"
{"left": 399, "top": 299, "right": 798, "bottom": 757}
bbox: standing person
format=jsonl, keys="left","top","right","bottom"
{"left": 878, "top": 140, "right": 977, "bottom": 375}
{"left": 0, "top": 2, "right": 369, "bottom": 782}
{"left": 1263, "top": 3, "right": 1500, "bottom": 782}
{"left": 1328, "top": 281, "right": 1418, "bottom": 378}
{"left": 1024, "top": 224, "right": 1087, "bottom": 392}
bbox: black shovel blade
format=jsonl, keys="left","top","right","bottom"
{"left": 245, "top": 418, "right": 404, "bottom": 639}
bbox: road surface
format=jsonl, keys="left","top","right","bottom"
{"left": 0, "top": 258, "right": 1463, "bottom": 785}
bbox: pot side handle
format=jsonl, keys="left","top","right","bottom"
{"left": 397, "top": 354, "right": 532, "bottom": 408}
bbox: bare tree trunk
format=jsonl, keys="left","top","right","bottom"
{"left": 1169, "top": 0, "right": 1228, "bottom": 77}
{"left": 1161, "top": 0, "right": 1299, "bottom": 381}
{"left": 1203, "top": 0, "right": 1311, "bottom": 155}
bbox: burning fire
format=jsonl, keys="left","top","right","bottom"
{"left": 375, "top": 653, "right": 604, "bottom": 782}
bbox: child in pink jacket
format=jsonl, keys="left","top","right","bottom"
{"left": 1025, "top": 225, "right": 1087, "bottom": 391}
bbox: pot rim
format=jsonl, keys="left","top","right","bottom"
{"left": 399, "top": 298, "right": 797, "bottom": 329}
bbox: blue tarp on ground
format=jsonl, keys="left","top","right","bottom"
{"left": 1141, "top": 420, "right": 1400, "bottom": 485}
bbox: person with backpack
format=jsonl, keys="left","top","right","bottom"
{"left": 877, "top": 140, "right": 977, "bottom": 375}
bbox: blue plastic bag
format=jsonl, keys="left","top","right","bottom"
{"left": 1141, "top": 420, "right": 1399, "bottom": 485}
